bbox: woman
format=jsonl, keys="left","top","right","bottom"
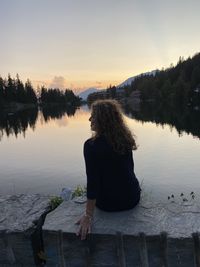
{"left": 76, "top": 99, "right": 141, "bottom": 240}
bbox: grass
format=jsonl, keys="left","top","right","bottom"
{"left": 72, "top": 185, "right": 86, "bottom": 198}
{"left": 49, "top": 185, "right": 87, "bottom": 210}
{"left": 49, "top": 196, "right": 63, "bottom": 210}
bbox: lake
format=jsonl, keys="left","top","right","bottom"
{"left": 0, "top": 105, "right": 200, "bottom": 201}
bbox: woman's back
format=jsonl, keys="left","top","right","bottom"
{"left": 84, "top": 135, "right": 141, "bottom": 211}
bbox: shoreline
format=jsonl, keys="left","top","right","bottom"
{"left": 0, "top": 102, "right": 37, "bottom": 113}
{"left": 0, "top": 101, "right": 82, "bottom": 113}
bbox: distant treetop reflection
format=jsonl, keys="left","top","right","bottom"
{"left": 0, "top": 106, "right": 78, "bottom": 140}
{"left": 41, "top": 105, "right": 76, "bottom": 122}
{"left": 1, "top": 103, "right": 200, "bottom": 141}
{"left": 124, "top": 103, "right": 200, "bottom": 139}
{"left": 0, "top": 108, "right": 38, "bottom": 140}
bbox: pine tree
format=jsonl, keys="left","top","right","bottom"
{"left": 25, "top": 79, "right": 37, "bottom": 103}
{"left": 0, "top": 76, "right": 5, "bottom": 105}
{"left": 5, "top": 74, "right": 16, "bottom": 102}
{"left": 16, "top": 74, "right": 26, "bottom": 103}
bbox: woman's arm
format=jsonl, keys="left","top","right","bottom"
{"left": 76, "top": 140, "right": 98, "bottom": 240}
{"left": 76, "top": 198, "right": 96, "bottom": 240}
{"left": 86, "top": 198, "right": 96, "bottom": 217}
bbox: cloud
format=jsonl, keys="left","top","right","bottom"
{"left": 32, "top": 80, "right": 48, "bottom": 88}
{"left": 95, "top": 81, "right": 102, "bottom": 86}
{"left": 49, "top": 76, "right": 67, "bottom": 89}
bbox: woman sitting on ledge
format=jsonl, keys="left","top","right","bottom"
{"left": 76, "top": 99, "right": 141, "bottom": 240}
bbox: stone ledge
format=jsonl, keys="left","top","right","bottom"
{"left": 0, "top": 194, "right": 50, "bottom": 234}
{"left": 43, "top": 198, "right": 200, "bottom": 266}
{"left": 0, "top": 194, "right": 51, "bottom": 266}
{"left": 43, "top": 198, "right": 200, "bottom": 238}
{"left": 1, "top": 194, "right": 200, "bottom": 266}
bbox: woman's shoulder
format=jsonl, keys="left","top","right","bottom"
{"left": 84, "top": 137, "right": 103, "bottom": 156}
{"left": 84, "top": 138, "right": 94, "bottom": 148}
{"left": 84, "top": 136, "right": 106, "bottom": 148}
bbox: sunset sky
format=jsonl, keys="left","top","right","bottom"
{"left": 1, "top": 0, "right": 200, "bottom": 93}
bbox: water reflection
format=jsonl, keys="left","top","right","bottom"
{"left": 0, "top": 104, "right": 200, "bottom": 197}
{"left": 124, "top": 103, "right": 200, "bottom": 139}
{"left": 0, "top": 106, "right": 79, "bottom": 141}
{"left": 41, "top": 105, "right": 77, "bottom": 122}
{"left": 0, "top": 108, "right": 38, "bottom": 140}
{"left": 1, "top": 104, "right": 200, "bottom": 141}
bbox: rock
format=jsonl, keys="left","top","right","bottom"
{"left": 43, "top": 198, "right": 200, "bottom": 238}
{"left": 43, "top": 198, "right": 200, "bottom": 266}
{"left": 0, "top": 194, "right": 51, "bottom": 266}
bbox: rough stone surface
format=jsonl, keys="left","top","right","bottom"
{"left": 43, "top": 197, "right": 200, "bottom": 238}
{"left": 0, "top": 194, "right": 50, "bottom": 234}
{"left": 0, "top": 194, "right": 51, "bottom": 266}
{"left": 43, "top": 198, "right": 200, "bottom": 266}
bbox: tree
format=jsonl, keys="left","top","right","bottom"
{"left": 173, "top": 77, "right": 189, "bottom": 107}
{"left": 160, "top": 79, "right": 173, "bottom": 104}
{"left": 0, "top": 76, "right": 5, "bottom": 105}
{"left": 16, "top": 74, "right": 26, "bottom": 103}
{"left": 191, "top": 66, "right": 200, "bottom": 88}
{"left": 5, "top": 74, "right": 16, "bottom": 102}
{"left": 25, "top": 79, "right": 37, "bottom": 103}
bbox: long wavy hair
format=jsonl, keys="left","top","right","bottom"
{"left": 91, "top": 99, "right": 137, "bottom": 154}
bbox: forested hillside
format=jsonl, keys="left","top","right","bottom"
{"left": 88, "top": 53, "right": 200, "bottom": 110}
{"left": 125, "top": 53, "right": 200, "bottom": 109}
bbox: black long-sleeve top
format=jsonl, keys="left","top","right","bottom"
{"left": 84, "top": 135, "right": 141, "bottom": 211}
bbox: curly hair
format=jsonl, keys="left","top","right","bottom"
{"left": 91, "top": 99, "right": 137, "bottom": 154}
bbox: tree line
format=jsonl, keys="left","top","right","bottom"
{"left": 0, "top": 74, "right": 37, "bottom": 105}
{"left": 0, "top": 74, "right": 81, "bottom": 107}
{"left": 40, "top": 87, "right": 80, "bottom": 106}
{"left": 88, "top": 52, "right": 200, "bottom": 109}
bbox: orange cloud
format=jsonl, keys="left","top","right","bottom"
{"left": 49, "top": 76, "right": 67, "bottom": 89}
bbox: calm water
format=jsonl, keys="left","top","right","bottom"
{"left": 0, "top": 105, "right": 200, "bottom": 201}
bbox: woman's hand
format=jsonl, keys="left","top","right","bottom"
{"left": 75, "top": 214, "right": 92, "bottom": 240}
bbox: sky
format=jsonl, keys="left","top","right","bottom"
{"left": 0, "top": 0, "right": 200, "bottom": 93}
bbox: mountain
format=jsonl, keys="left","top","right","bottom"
{"left": 78, "top": 88, "right": 99, "bottom": 100}
{"left": 78, "top": 71, "right": 158, "bottom": 100}
{"left": 117, "top": 70, "right": 158, "bottom": 88}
